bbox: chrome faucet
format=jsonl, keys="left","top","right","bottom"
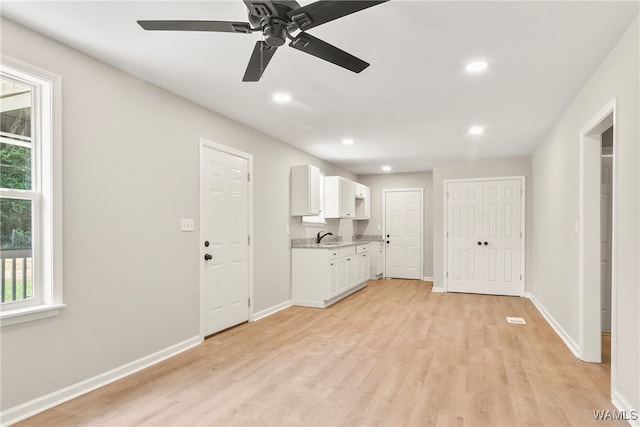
{"left": 316, "top": 231, "right": 333, "bottom": 244}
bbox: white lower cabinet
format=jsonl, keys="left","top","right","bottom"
{"left": 292, "top": 245, "right": 368, "bottom": 308}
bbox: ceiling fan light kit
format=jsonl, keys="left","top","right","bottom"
{"left": 137, "top": 0, "right": 389, "bottom": 82}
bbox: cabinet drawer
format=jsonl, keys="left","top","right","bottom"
{"left": 356, "top": 244, "right": 368, "bottom": 254}
{"left": 338, "top": 246, "right": 355, "bottom": 258}
{"left": 328, "top": 249, "right": 340, "bottom": 260}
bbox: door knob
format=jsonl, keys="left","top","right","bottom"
{"left": 483, "top": 241, "right": 488, "bottom": 245}
{"left": 477, "top": 241, "right": 482, "bottom": 246}
{"left": 386, "top": 240, "right": 390, "bottom": 244}
{"left": 204, "top": 254, "right": 213, "bottom": 261}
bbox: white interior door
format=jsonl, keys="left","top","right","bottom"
{"left": 201, "top": 144, "right": 249, "bottom": 336}
{"left": 482, "top": 180, "right": 522, "bottom": 295}
{"left": 446, "top": 179, "right": 523, "bottom": 296}
{"left": 447, "top": 182, "right": 483, "bottom": 292}
{"left": 600, "top": 156, "right": 613, "bottom": 332}
{"left": 385, "top": 190, "right": 422, "bottom": 280}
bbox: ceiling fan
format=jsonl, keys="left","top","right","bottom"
{"left": 138, "top": 0, "right": 388, "bottom": 82}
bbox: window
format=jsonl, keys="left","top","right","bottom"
{"left": 1, "top": 56, "right": 63, "bottom": 326}
{"left": 302, "top": 173, "right": 326, "bottom": 226}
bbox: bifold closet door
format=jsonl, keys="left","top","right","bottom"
{"left": 447, "top": 179, "right": 522, "bottom": 296}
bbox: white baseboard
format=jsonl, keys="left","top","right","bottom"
{"left": 422, "top": 276, "right": 434, "bottom": 282}
{"left": 252, "top": 300, "right": 292, "bottom": 321}
{"left": 524, "top": 292, "right": 580, "bottom": 359}
{"left": 431, "top": 286, "right": 446, "bottom": 293}
{"left": 1, "top": 335, "right": 201, "bottom": 426}
{"left": 612, "top": 390, "right": 640, "bottom": 427}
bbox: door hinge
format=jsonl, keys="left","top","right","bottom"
{"left": 446, "top": 231, "right": 449, "bottom": 237}
{"left": 248, "top": 235, "right": 251, "bottom": 245}
{"left": 520, "top": 274, "right": 523, "bottom": 281}
{"left": 248, "top": 298, "right": 251, "bottom": 307}
{"left": 520, "top": 231, "right": 523, "bottom": 238}
{"left": 446, "top": 272, "right": 449, "bottom": 278}
{"left": 247, "top": 172, "right": 251, "bottom": 182}
{"left": 520, "top": 189, "right": 523, "bottom": 196}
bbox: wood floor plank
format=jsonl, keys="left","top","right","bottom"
{"left": 14, "top": 279, "right": 621, "bottom": 426}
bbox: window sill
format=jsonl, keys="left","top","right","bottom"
{"left": 1, "top": 303, "right": 66, "bottom": 327}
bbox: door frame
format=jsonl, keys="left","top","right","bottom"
{"left": 442, "top": 176, "right": 526, "bottom": 295}
{"left": 382, "top": 188, "right": 424, "bottom": 280}
{"left": 198, "top": 137, "right": 254, "bottom": 340}
{"left": 578, "top": 98, "right": 617, "bottom": 367}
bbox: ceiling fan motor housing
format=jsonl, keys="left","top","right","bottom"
{"left": 263, "top": 21, "right": 287, "bottom": 46}
{"left": 247, "top": 1, "right": 300, "bottom": 47}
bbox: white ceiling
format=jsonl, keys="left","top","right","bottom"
{"left": 2, "top": 1, "right": 638, "bottom": 174}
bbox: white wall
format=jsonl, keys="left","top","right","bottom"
{"left": 432, "top": 157, "right": 533, "bottom": 290}
{"left": 355, "top": 172, "right": 433, "bottom": 278}
{"left": 0, "top": 18, "right": 354, "bottom": 411}
{"left": 531, "top": 17, "right": 639, "bottom": 412}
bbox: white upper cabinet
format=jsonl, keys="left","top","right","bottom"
{"left": 290, "top": 165, "right": 321, "bottom": 216}
{"left": 355, "top": 184, "right": 370, "bottom": 220}
{"left": 324, "top": 176, "right": 356, "bottom": 218}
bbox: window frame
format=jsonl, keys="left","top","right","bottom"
{"left": 1, "top": 55, "right": 64, "bottom": 326}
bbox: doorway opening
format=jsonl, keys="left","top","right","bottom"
{"left": 578, "top": 98, "right": 616, "bottom": 378}
{"left": 600, "top": 126, "right": 613, "bottom": 370}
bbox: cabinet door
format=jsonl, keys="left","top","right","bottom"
{"left": 362, "top": 253, "right": 370, "bottom": 281}
{"left": 338, "top": 257, "right": 349, "bottom": 293}
{"left": 354, "top": 253, "right": 363, "bottom": 285}
{"left": 329, "top": 260, "right": 338, "bottom": 298}
{"left": 291, "top": 165, "right": 320, "bottom": 216}
{"left": 346, "top": 255, "right": 357, "bottom": 288}
{"left": 363, "top": 185, "right": 370, "bottom": 219}
{"left": 340, "top": 178, "right": 356, "bottom": 218}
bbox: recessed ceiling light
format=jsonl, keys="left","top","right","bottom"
{"left": 382, "top": 165, "right": 391, "bottom": 172}
{"left": 272, "top": 93, "right": 291, "bottom": 103}
{"left": 466, "top": 61, "right": 488, "bottom": 73}
{"left": 468, "top": 126, "right": 484, "bottom": 135}
{"left": 342, "top": 138, "right": 354, "bottom": 145}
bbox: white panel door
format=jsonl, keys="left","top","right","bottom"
{"left": 385, "top": 190, "right": 422, "bottom": 280}
{"left": 482, "top": 180, "right": 522, "bottom": 296}
{"left": 201, "top": 145, "right": 249, "bottom": 336}
{"left": 600, "top": 157, "right": 612, "bottom": 332}
{"left": 447, "top": 182, "right": 483, "bottom": 292}
{"left": 446, "top": 179, "right": 523, "bottom": 296}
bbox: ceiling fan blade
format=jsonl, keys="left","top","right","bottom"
{"left": 289, "top": 32, "right": 369, "bottom": 73}
{"left": 243, "top": 41, "right": 278, "bottom": 82}
{"left": 137, "top": 20, "right": 254, "bottom": 34}
{"left": 287, "top": 1, "right": 388, "bottom": 31}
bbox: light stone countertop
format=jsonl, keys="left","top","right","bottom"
{"left": 291, "top": 235, "right": 383, "bottom": 249}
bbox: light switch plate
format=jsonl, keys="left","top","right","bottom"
{"left": 181, "top": 218, "right": 194, "bottom": 232}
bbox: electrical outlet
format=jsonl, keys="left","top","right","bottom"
{"left": 181, "top": 218, "right": 194, "bottom": 232}
{"left": 377, "top": 224, "right": 381, "bottom": 231}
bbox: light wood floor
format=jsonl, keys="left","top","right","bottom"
{"left": 17, "top": 279, "right": 621, "bottom": 426}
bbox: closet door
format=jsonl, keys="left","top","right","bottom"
{"left": 482, "top": 180, "right": 522, "bottom": 296}
{"left": 446, "top": 179, "right": 523, "bottom": 296}
{"left": 447, "top": 182, "right": 483, "bottom": 293}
